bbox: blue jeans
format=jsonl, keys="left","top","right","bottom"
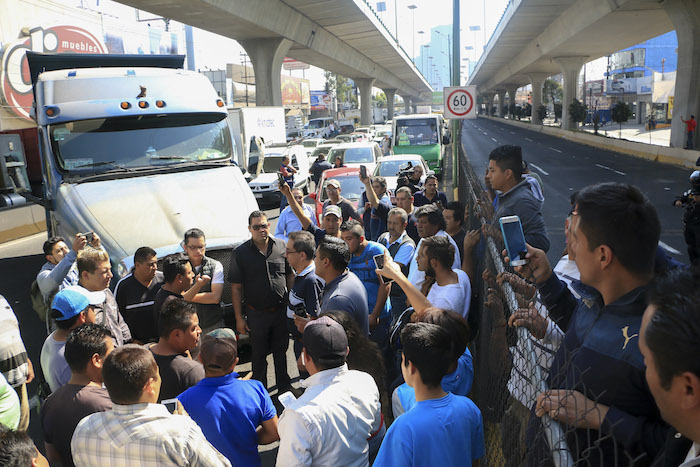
{"left": 687, "top": 131, "right": 695, "bottom": 149}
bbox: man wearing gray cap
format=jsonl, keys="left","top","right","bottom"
{"left": 276, "top": 316, "right": 381, "bottom": 466}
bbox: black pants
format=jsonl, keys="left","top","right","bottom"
{"left": 684, "top": 222, "right": 700, "bottom": 265}
{"left": 247, "top": 306, "right": 291, "bottom": 390}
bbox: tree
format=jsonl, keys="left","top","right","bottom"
{"left": 612, "top": 101, "right": 632, "bottom": 138}
{"left": 324, "top": 72, "right": 354, "bottom": 108}
{"left": 501, "top": 105, "right": 509, "bottom": 118}
{"left": 542, "top": 78, "right": 563, "bottom": 122}
{"left": 568, "top": 99, "right": 587, "bottom": 128}
{"left": 554, "top": 103, "right": 563, "bottom": 121}
{"left": 373, "top": 92, "right": 387, "bottom": 108}
{"left": 536, "top": 105, "right": 547, "bottom": 122}
{"left": 592, "top": 111, "right": 601, "bottom": 135}
{"left": 524, "top": 103, "right": 532, "bottom": 118}
{"left": 509, "top": 104, "right": 517, "bottom": 119}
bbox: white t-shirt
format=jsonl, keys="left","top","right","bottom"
{"left": 407, "top": 231, "right": 461, "bottom": 289}
{"left": 40, "top": 332, "right": 71, "bottom": 392}
{"left": 425, "top": 269, "right": 472, "bottom": 319}
{"left": 194, "top": 261, "right": 224, "bottom": 285}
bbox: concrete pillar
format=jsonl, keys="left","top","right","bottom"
{"left": 506, "top": 86, "right": 518, "bottom": 119}
{"left": 664, "top": 0, "right": 700, "bottom": 148}
{"left": 402, "top": 96, "right": 412, "bottom": 115}
{"left": 528, "top": 73, "right": 549, "bottom": 125}
{"left": 497, "top": 90, "right": 506, "bottom": 117}
{"left": 240, "top": 38, "right": 292, "bottom": 106}
{"left": 636, "top": 101, "right": 644, "bottom": 125}
{"left": 384, "top": 88, "right": 397, "bottom": 120}
{"left": 355, "top": 78, "right": 376, "bottom": 126}
{"left": 486, "top": 93, "right": 496, "bottom": 116}
{"left": 555, "top": 56, "right": 588, "bottom": 130}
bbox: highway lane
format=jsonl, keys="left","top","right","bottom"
{"left": 461, "top": 117, "right": 691, "bottom": 265}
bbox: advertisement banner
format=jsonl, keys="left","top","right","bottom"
{"left": 310, "top": 90, "right": 330, "bottom": 110}
{"left": 0, "top": 25, "right": 108, "bottom": 121}
{"left": 281, "top": 75, "right": 310, "bottom": 108}
{"left": 637, "top": 76, "right": 652, "bottom": 95}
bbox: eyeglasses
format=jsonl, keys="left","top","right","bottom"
{"left": 285, "top": 249, "right": 299, "bottom": 255}
{"left": 251, "top": 223, "right": 270, "bottom": 230}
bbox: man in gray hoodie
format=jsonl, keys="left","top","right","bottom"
{"left": 487, "top": 145, "right": 550, "bottom": 252}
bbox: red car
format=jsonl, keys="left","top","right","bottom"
{"left": 309, "top": 167, "right": 364, "bottom": 222}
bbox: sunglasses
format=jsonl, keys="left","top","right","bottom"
{"left": 251, "top": 223, "right": 270, "bottom": 230}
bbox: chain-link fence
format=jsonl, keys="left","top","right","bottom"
{"left": 456, "top": 121, "right": 658, "bottom": 467}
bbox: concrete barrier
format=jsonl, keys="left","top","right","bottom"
{"left": 479, "top": 116, "right": 698, "bottom": 169}
{"left": 0, "top": 203, "right": 46, "bottom": 243}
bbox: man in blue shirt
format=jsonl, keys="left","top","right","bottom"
{"left": 378, "top": 207, "right": 415, "bottom": 320}
{"left": 275, "top": 188, "right": 317, "bottom": 242}
{"left": 178, "top": 328, "right": 279, "bottom": 467}
{"left": 374, "top": 322, "right": 484, "bottom": 467}
{"left": 413, "top": 175, "right": 448, "bottom": 207}
{"left": 359, "top": 174, "right": 392, "bottom": 241}
{"left": 340, "top": 220, "right": 391, "bottom": 349}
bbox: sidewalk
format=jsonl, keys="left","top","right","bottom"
{"left": 577, "top": 121, "right": 671, "bottom": 147}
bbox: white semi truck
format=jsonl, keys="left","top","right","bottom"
{"left": 228, "top": 106, "right": 286, "bottom": 176}
{"left": 26, "top": 52, "right": 258, "bottom": 291}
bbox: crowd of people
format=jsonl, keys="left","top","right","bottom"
{"left": 1, "top": 140, "right": 700, "bottom": 467}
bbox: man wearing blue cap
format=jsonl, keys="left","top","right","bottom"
{"left": 40, "top": 286, "right": 104, "bottom": 392}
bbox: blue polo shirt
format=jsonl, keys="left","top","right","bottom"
{"left": 178, "top": 372, "right": 276, "bottom": 467}
{"left": 348, "top": 241, "right": 391, "bottom": 318}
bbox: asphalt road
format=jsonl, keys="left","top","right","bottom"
{"left": 461, "top": 117, "right": 691, "bottom": 265}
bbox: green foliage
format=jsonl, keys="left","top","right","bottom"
{"left": 324, "top": 72, "right": 353, "bottom": 107}
{"left": 568, "top": 99, "right": 587, "bottom": 125}
{"left": 501, "top": 105, "right": 509, "bottom": 117}
{"left": 554, "top": 103, "right": 563, "bottom": 121}
{"left": 542, "top": 78, "right": 563, "bottom": 106}
{"left": 524, "top": 103, "right": 532, "bottom": 117}
{"left": 374, "top": 92, "right": 387, "bottom": 108}
{"left": 536, "top": 105, "right": 547, "bottom": 122}
{"left": 592, "top": 111, "right": 601, "bottom": 134}
{"left": 612, "top": 101, "right": 632, "bottom": 137}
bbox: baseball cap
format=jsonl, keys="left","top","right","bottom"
{"left": 51, "top": 286, "right": 105, "bottom": 321}
{"left": 200, "top": 328, "right": 238, "bottom": 371}
{"left": 326, "top": 179, "right": 341, "bottom": 189}
{"left": 323, "top": 205, "right": 342, "bottom": 219}
{"left": 303, "top": 316, "right": 348, "bottom": 364}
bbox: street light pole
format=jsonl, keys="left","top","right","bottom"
{"left": 452, "top": 0, "right": 460, "bottom": 200}
{"left": 394, "top": 0, "right": 399, "bottom": 45}
{"left": 408, "top": 5, "right": 417, "bottom": 63}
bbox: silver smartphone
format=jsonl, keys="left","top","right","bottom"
{"left": 499, "top": 215, "right": 528, "bottom": 267}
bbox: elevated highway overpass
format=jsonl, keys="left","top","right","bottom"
{"left": 468, "top": 0, "right": 699, "bottom": 149}
{"left": 116, "top": 0, "right": 433, "bottom": 124}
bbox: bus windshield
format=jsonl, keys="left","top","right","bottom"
{"left": 395, "top": 118, "right": 439, "bottom": 146}
{"left": 50, "top": 113, "right": 232, "bottom": 173}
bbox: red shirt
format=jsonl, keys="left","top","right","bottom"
{"left": 685, "top": 118, "right": 697, "bottom": 132}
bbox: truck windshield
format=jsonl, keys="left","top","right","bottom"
{"left": 50, "top": 113, "right": 232, "bottom": 172}
{"left": 395, "top": 118, "right": 439, "bottom": 146}
{"left": 307, "top": 120, "right": 327, "bottom": 129}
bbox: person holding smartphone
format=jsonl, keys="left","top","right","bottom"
{"left": 279, "top": 155, "right": 297, "bottom": 209}
{"left": 359, "top": 171, "right": 392, "bottom": 241}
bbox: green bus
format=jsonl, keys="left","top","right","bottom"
{"left": 391, "top": 114, "right": 450, "bottom": 177}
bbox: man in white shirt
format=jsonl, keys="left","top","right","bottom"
{"left": 276, "top": 316, "right": 381, "bottom": 467}
{"left": 407, "top": 204, "right": 461, "bottom": 290}
{"left": 417, "top": 236, "right": 471, "bottom": 319}
{"left": 71, "top": 344, "right": 230, "bottom": 467}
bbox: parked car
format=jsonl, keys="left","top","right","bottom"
{"left": 354, "top": 126, "right": 375, "bottom": 139}
{"left": 373, "top": 154, "right": 432, "bottom": 193}
{"left": 336, "top": 134, "right": 364, "bottom": 143}
{"left": 327, "top": 142, "right": 382, "bottom": 174}
{"left": 248, "top": 144, "right": 311, "bottom": 205}
{"left": 309, "top": 142, "right": 340, "bottom": 162}
{"left": 349, "top": 132, "right": 371, "bottom": 142}
{"left": 310, "top": 167, "right": 363, "bottom": 222}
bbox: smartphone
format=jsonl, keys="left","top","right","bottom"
{"left": 373, "top": 254, "right": 393, "bottom": 284}
{"left": 360, "top": 165, "right": 368, "bottom": 179}
{"left": 161, "top": 398, "right": 178, "bottom": 413}
{"left": 83, "top": 231, "right": 94, "bottom": 243}
{"left": 499, "top": 215, "right": 528, "bottom": 267}
{"left": 278, "top": 391, "right": 297, "bottom": 409}
{"left": 277, "top": 172, "right": 286, "bottom": 187}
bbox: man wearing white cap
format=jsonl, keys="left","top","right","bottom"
{"left": 40, "top": 286, "right": 104, "bottom": 392}
{"left": 322, "top": 179, "right": 362, "bottom": 223}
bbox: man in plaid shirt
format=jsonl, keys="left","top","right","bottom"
{"left": 71, "top": 345, "right": 229, "bottom": 466}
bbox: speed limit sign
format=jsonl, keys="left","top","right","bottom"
{"left": 444, "top": 86, "right": 477, "bottom": 119}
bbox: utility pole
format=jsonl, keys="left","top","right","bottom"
{"left": 240, "top": 52, "right": 249, "bottom": 107}
{"left": 452, "top": 0, "right": 460, "bottom": 200}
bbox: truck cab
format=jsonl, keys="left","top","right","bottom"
{"left": 28, "top": 53, "right": 258, "bottom": 288}
{"left": 392, "top": 114, "right": 450, "bottom": 177}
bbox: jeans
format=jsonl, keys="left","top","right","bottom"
{"left": 687, "top": 131, "right": 695, "bottom": 149}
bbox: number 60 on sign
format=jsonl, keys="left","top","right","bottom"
{"left": 443, "top": 86, "right": 477, "bottom": 119}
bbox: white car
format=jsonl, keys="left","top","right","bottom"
{"left": 248, "top": 144, "right": 311, "bottom": 205}
{"left": 354, "top": 126, "right": 375, "bottom": 139}
{"left": 309, "top": 142, "right": 340, "bottom": 162}
{"left": 327, "top": 142, "right": 383, "bottom": 174}
{"left": 373, "top": 154, "right": 432, "bottom": 193}
{"left": 300, "top": 138, "right": 326, "bottom": 157}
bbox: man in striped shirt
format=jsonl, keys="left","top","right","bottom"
{"left": 114, "top": 247, "right": 164, "bottom": 344}
{"left": 71, "top": 345, "right": 230, "bottom": 467}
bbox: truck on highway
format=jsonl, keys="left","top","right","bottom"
{"left": 25, "top": 52, "right": 258, "bottom": 292}
{"left": 392, "top": 113, "right": 450, "bottom": 177}
{"left": 228, "top": 106, "right": 286, "bottom": 176}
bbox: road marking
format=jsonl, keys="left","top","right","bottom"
{"left": 659, "top": 241, "right": 681, "bottom": 255}
{"left": 595, "top": 163, "right": 626, "bottom": 176}
{"left": 483, "top": 132, "right": 488, "bottom": 135}
{"left": 491, "top": 137, "right": 497, "bottom": 142}
{"left": 509, "top": 131, "right": 515, "bottom": 134}
{"left": 525, "top": 137, "right": 533, "bottom": 142}
{"left": 548, "top": 147, "right": 562, "bottom": 153}
{"left": 529, "top": 163, "right": 549, "bottom": 176}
